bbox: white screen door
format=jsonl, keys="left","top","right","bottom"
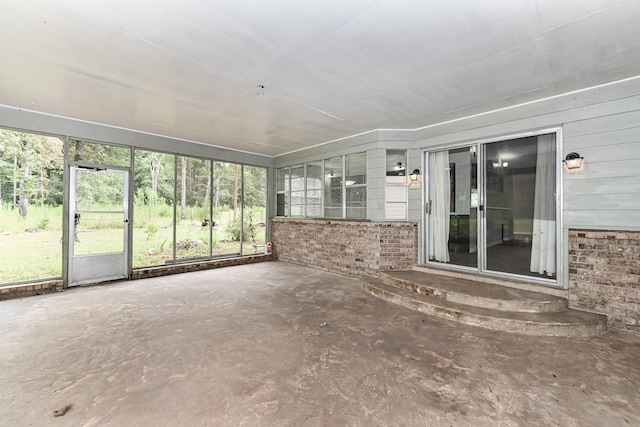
{"left": 68, "top": 166, "right": 129, "bottom": 286}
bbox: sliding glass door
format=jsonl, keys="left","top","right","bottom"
{"left": 427, "top": 147, "right": 478, "bottom": 269}
{"left": 426, "top": 132, "right": 558, "bottom": 282}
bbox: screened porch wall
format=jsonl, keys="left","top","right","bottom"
{"left": 0, "top": 105, "right": 272, "bottom": 169}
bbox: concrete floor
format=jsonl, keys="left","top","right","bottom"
{"left": 1, "top": 262, "right": 639, "bottom": 427}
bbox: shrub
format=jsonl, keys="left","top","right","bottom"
{"left": 37, "top": 217, "right": 50, "bottom": 230}
{"left": 226, "top": 212, "right": 259, "bottom": 241}
{"left": 225, "top": 215, "right": 245, "bottom": 241}
{"left": 145, "top": 223, "right": 158, "bottom": 240}
{"left": 225, "top": 209, "right": 264, "bottom": 243}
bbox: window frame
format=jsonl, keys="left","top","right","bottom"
{"left": 276, "top": 152, "right": 367, "bottom": 220}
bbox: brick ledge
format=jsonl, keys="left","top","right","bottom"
{"left": 131, "top": 253, "right": 275, "bottom": 279}
{"left": 0, "top": 279, "right": 64, "bottom": 301}
{"left": 0, "top": 255, "right": 275, "bottom": 301}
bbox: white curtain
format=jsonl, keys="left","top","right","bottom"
{"left": 429, "top": 151, "right": 451, "bottom": 263}
{"left": 530, "top": 134, "right": 556, "bottom": 276}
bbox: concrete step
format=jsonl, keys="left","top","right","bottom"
{"left": 362, "top": 277, "right": 607, "bottom": 337}
{"left": 411, "top": 265, "right": 566, "bottom": 298}
{"left": 380, "top": 270, "right": 567, "bottom": 313}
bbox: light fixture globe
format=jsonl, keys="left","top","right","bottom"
{"left": 563, "top": 152, "right": 584, "bottom": 170}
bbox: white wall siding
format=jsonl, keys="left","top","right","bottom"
{"left": 413, "top": 78, "right": 640, "bottom": 231}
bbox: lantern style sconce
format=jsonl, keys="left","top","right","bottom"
{"left": 409, "top": 169, "right": 421, "bottom": 182}
{"left": 563, "top": 152, "right": 584, "bottom": 171}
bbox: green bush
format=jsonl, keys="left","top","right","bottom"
{"left": 225, "top": 209, "right": 265, "bottom": 243}
{"left": 37, "top": 217, "right": 50, "bottom": 230}
{"left": 225, "top": 214, "right": 248, "bottom": 241}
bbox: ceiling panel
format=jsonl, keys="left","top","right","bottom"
{"left": 1, "top": 0, "right": 640, "bottom": 156}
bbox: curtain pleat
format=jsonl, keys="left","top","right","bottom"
{"left": 530, "top": 134, "right": 556, "bottom": 275}
{"left": 429, "top": 151, "right": 451, "bottom": 263}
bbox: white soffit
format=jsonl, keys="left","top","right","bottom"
{"left": 0, "top": 0, "right": 639, "bottom": 156}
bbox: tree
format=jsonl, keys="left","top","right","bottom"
{"left": 233, "top": 164, "right": 239, "bottom": 219}
{"left": 213, "top": 162, "right": 235, "bottom": 209}
{"left": 0, "top": 130, "right": 63, "bottom": 219}
{"left": 18, "top": 162, "right": 29, "bottom": 218}
{"left": 150, "top": 152, "right": 161, "bottom": 195}
{"left": 242, "top": 166, "right": 267, "bottom": 208}
{"left": 180, "top": 156, "right": 187, "bottom": 220}
{"left": 70, "top": 139, "right": 129, "bottom": 167}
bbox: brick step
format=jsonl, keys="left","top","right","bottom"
{"left": 380, "top": 270, "right": 567, "bottom": 313}
{"left": 362, "top": 277, "right": 607, "bottom": 337}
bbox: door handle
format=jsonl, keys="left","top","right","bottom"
{"left": 123, "top": 218, "right": 129, "bottom": 223}
{"left": 426, "top": 200, "right": 432, "bottom": 215}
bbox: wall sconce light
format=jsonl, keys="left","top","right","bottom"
{"left": 409, "top": 169, "right": 421, "bottom": 182}
{"left": 563, "top": 152, "right": 584, "bottom": 170}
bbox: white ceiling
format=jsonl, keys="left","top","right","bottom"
{"left": 1, "top": 0, "right": 639, "bottom": 157}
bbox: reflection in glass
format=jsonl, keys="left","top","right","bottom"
{"left": 429, "top": 147, "right": 477, "bottom": 268}
{"left": 306, "top": 161, "right": 323, "bottom": 218}
{"left": 346, "top": 153, "right": 366, "bottom": 219}
{"left": 324, "top": 156, "right": 343, "bottom": 218}
{"left": 485, "top": 135, "right": 556, "bottom": 278}
{"left": 290, "top": 165, "right": 304, "bottom": 217}
{"left": 276, "top": 167, "right": 289, "bottom": 217}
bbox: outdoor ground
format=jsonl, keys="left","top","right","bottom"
{"left": 0, "top": 262, "right": 638, "bottom": 426}
{"left": 0, "top": 215, "right": 264, "bottom": 283}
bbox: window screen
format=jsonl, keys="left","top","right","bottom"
{"left": 306, "top": 161, "right": 323, "bottom": 217}
{"left": 324, "top": 156, "right": 343, "bottom": 218}
{"left": 290, "top": 165, "right": 305, "bottom": 217}
{"left": 346, "top": 153, "right": 366, "bottom": 218}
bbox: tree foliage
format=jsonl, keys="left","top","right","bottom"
{"left": 0, "top": 129, "right": 63, "bottom": 217}
{"left": 0, "top": 130, "right": 267, "bottom": 229}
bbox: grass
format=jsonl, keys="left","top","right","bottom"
{"left": 0, "top": 205, "right": 63, "bottom": 234}
{"left": 0, "top": 230, "right": 62, "bottom": 282}
{"left": 0, "top": 205, "right": 266, "bottom": 284}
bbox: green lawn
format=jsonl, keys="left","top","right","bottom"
{"left": 0, "top": 229, "right": 62, "bottom": 282}
{"left": 0, "top": 206, "right": 266, "bottom": 284}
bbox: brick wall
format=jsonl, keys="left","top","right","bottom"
{"left": 131, "top": 253, "right": 274, "bottom": 279}
{"left": 271, "top": 218, "right": 418, "bottom": 278}
{"left": 0, "top": 279, "right": 63, "bottom": 301}
{"left": 0, "top": 255, "right": 273, "bottom": 302}
{"left": 568, "top": 229, "right": 640, "bottom": 333}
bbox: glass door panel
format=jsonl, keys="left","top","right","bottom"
{"left": 428, "top": 146, "right": 477, "bottom": 268}
{"left": 484, "top": 135, "right": 556, "bottom": 278}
